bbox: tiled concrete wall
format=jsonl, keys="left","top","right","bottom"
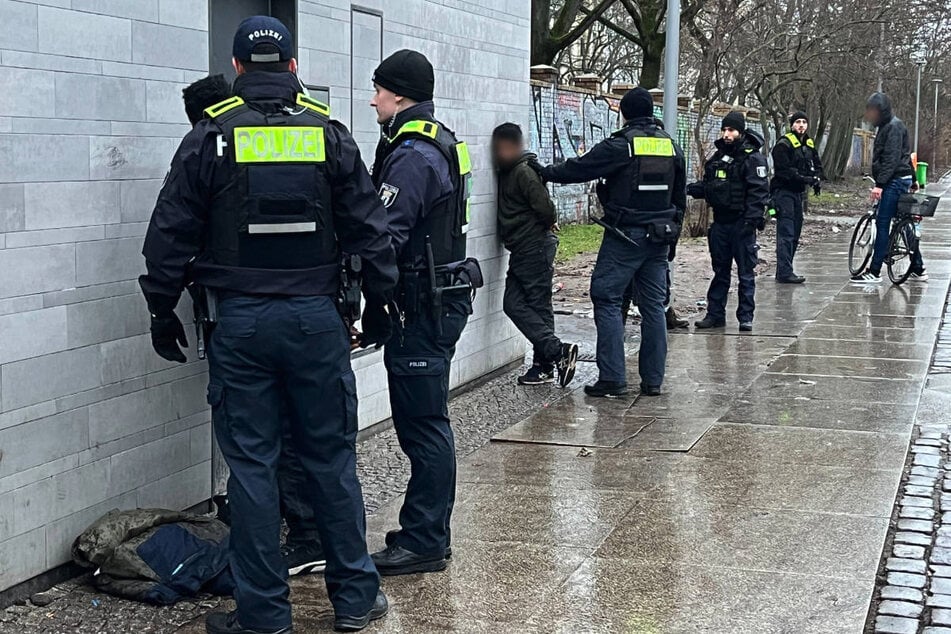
{"left": 0, "top": 0, "right": 528, "bottom": 593}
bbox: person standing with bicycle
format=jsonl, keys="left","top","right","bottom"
{"left": 772, "top": 111, "right": 823, "bottom": 284}
{"left": 852, "top": 92, "right": 926, "bottom": 283}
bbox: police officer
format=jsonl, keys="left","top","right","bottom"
{"left": 182, "top": 74, "right": 328, "bottom": 579}
{"left": 366, "top": 50, "right": 476, "bottom": 575}
{"left": 536, "top": 87, "right": 687, "bottom": 398}
{"left": 772, "top": 110, "right": 823, "bottom": 284}
{"left": 140, "top": 17, "right": 395, "bottom": 634}
{"left": 689, "top": 112, "right": 769, "bottom": 332}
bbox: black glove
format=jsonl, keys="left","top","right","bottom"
{"left": 686, "top": 181, "right": 705, "bottom": 199}
{"left": 359, "top": 300, "right": 396, "bottom": 349}
{"left": 740, "top": 220, "right": 758, "bottom": 236}
{"left": 150, "top": 312, "right": 188, "bottom": 363}
{"left": 527, "top": 158, "right": 547, "bottom": 182}
{"left": 812, "top": 178, "right": 821, "bottom": 197}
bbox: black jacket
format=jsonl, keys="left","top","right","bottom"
{"left": 496, "top": 152, "right": 556, "bottom": 252}
{"left": 140, "top": 71, "right": 398, "bottom": 306}
{"left": 771, "top": 132, "right": 823, "bottom": 193}
{"left": 869, "top": 93, "right": 914, "bottom": 188}
{"left": 540, "top": 117, "right": 687, "bottom": 224}
{"left": 690, "top": 130, "right": 770, "bottom": 225}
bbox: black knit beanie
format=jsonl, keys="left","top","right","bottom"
{"left": 373, "top": 50, "right": 435, "bottom": 103}
{"left": 789, "top": 111, "right": 809, "bottom": 126}
{"left": 721, "top": 111, "right": 747, "bottom": 133}
{"left": 621, "top": 87, "right": 654, "bottom": 120}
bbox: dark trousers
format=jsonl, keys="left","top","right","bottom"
{"left": 871, "top": 176, "right": 923, "bottom": 274}
{"left": 503, "top": 234, "right": 561, "bottom": 366}
{"left": 706, "top": 221, "right": 757, "bottom": 323}
{"left": 278, "top": 418, "right": 319, "bottom": 547}
{"left": 774, "top": 188, "right": 804, "bottom": 280}
{"left": 590, "top": 228, "right": 668, "bottom": 386}
{"left": 384, "top": 298, "right": 470, "bottom": 555}
{"left": 208, "top": 295, "right": 378, "bottom": 629}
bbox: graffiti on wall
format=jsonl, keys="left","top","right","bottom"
{"left": 529, "top": 84, "right": 623, "bottom": 223}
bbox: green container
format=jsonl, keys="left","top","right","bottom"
{"left": 917, "top": 161, "right": 929, "bottom": 187}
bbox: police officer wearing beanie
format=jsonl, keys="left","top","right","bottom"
{"left": 688, "top": 111, "right": 770, "bottom": 332}
{"left": 772, "top": 110, "right": 823, "bottom": 283}
{"left": 367, "top": 50, "right": 478, "bottom": 575}
{"left": 536, "top": 87, "right": 687, "bottom": 398}
{"left": 140, "top": 16, "right": 396, "bottom": 634}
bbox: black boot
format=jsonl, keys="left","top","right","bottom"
{"left": 205, "top": 612, "right": 291, "bottom": 634}
{"left": 665, "top": 307, "right": 689, "bottom": 330}
{"left": 385, "top": 529, "right": 452, "bottom": 559}
{"left": 333, "top": 591, "right": 389, "bottom": 632}
{"left": 694, "top": 315, "right": 726, "bottom": 329}
{"left": 371, "top": 544, "right": 447, "bottom": 576}
{"left": 583, "top": 380, "right": 629, "bottom": 398}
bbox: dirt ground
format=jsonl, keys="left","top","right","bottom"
{"left": 554, "top": 179, "right": 868, "bottom": 321}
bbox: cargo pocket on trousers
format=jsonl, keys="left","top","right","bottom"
{"left": 387, "top": 356, "right": 447, "bottom": 418}
{"left": 341, "top": 371, "right": 358, "bottom": 437}
{"left": 745, "top": 242, "right": 761, "bottom": 272}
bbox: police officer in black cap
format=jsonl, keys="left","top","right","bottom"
{"left": 367, "top": 50, "right": 478, "bottom": 575}
{"left": 535, "top": 87, "right": 687, "bottom": 398}
{"left": 689, "top": 111, "right": 770, "bottom": 332}
{"left": 772, "top": 110, "right": 823, "bottom": 283}
{"left": 140, "top": 16, "right": 395, "bottom": 634}
{"left": 182, "top": 74, "right": 329, "bottom": 579}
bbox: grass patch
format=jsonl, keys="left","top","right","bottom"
{"left": 556, "top": 223, "right": 604, "bottom": 263}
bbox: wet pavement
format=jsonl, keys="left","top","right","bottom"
{"left": 7, "top": 184, "right": 951, "bottom": 633}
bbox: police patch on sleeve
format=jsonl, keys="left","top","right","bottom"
{"left": 756, "top": 166, "right": 768, "bottom": 178}
{"left": 379, "top": 183, "right": 400, "bottom": 208}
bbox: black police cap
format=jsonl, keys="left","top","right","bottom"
{"left": 233, "top": 16, "right": 293, "bottom": 63}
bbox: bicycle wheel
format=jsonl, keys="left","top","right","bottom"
{"left": 886, "top": 220, "right": 914, "bottom": 285}
{"left": 848, "top": 213, "right": 875, "bottom": 275}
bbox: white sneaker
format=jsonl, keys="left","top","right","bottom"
{"left": 909, "top": 271, "right": 929, "bottom": 282}
{"left": 851, "top": 271, "right": 882, "bottom": 284}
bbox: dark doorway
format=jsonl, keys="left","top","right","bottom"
{"left": 209, "top": 0, "right": 298, "bottom": 81}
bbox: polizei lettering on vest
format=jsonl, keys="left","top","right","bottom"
{"left": 233, "top": 126, "right": 326, "bottom": 163}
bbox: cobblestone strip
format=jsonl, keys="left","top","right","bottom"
{"left": 874, "top": 311, "right": 951, "bottom": 634}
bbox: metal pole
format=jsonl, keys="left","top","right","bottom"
{"left": 914, "top": 62, "right": 923, "bottom": 155}
{"left": 934, "top": 79, "right": 943, "bottom": 174}
{"left": 663, "top": 0, "right": 681, "bottom": 135}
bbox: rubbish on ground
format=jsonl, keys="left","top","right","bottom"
{"left": 798, "top": 379, "right": 817, "bottom": 385}
{"left": 577, "top": 447, "right": 593, "bottom": 457}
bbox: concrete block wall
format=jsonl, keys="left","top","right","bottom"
{"left": 0, "top": 0, "right": 528, "bottom": 592}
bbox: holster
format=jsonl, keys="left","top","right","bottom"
{"left": 188, "top": 284, "right": 218, "bottom": 360}
{"left": 337, "top": 254, "right": 363, "bottom": 327}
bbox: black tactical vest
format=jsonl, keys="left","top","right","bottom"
{"left": 191, "top": 94, "right": 339, "bottom": 291}
{"left": 378, "top": 117, "right": 471, "bottom": 268}
{"left": 781, "top": 132, "right": 816, "bottom": 175}
{"left": 599, "top": 125, "right": 677, "bottom": 224}
{"left": 704, "top": 149, "right": 753, "bottom": 212}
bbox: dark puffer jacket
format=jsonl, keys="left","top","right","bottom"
{"left": 868, "top": 92, "right": 915, "bottom": 188}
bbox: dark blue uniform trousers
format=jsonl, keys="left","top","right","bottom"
{"left": 207, "top": 295, "right": 378, "bottom": 630}
{"left": 384, "top": 298, "right": 470, "bottom": 556}
{"left": 590, "top": 228, "right": 668, "bottom": 387}
{"left": 706, "top": 221, "right": 757, "bottom": 323}
{"left": 774, "top": 188, "right": 804, "bottom": 280}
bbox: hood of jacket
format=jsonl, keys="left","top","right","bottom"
{"left": 867, "top": 92, "right": 894, "bottom": 127}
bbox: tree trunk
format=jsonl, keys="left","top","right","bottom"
{"left": 638, "top": 33, "right": 665, "bottom": 89}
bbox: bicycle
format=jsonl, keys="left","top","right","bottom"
{"left": 885, "top": 206, "right": 924, "bottom": 285}
{"left": 848, "top": 176, "right": 877, "bottom": 275}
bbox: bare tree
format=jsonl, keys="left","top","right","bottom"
{"left": 532, "top": 0, "right": 618, "bottom": 65}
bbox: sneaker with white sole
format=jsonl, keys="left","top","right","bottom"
{"left": 555, "top": 343, "right": 579, "bottom": 388}
{"left": 850, "top": 271, "right": 882, "bottom": 284}
{"left": 282, "top": 541, "right": 326, "bottom": 576}
{"left": 517, "top": 364, "right": 555, "bottom": 386}
{"left": 910, "top": 271, "right": 929, "bottom": 282}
